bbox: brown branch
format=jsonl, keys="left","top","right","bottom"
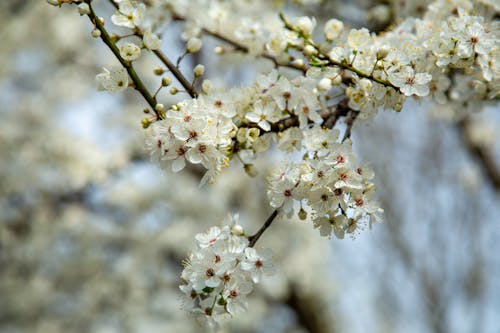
{"left": 285, "top": 284, "right": 338, "bottom": 333}
{"left": 457, "top": 116, "right": 500, "bottom": 191}
{"left": 172, "top": 14, "right": 306, "bottom": 73}
{"left": 85, "top": 1, "right": 162, "bottom": 118}
{"left": 107, "top": 0, "right": 198, "bottom": 98}
{"left": 342, "top": 109, "right": 360, "bottom": 141}
{"left": 248, "top": 210, "right": 278, "bottom": 247}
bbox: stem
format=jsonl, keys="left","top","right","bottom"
{"left": 152, "top": 49, "right": 198, "bottom": 98}
{"left": 107, "top": 0, "right": 198, "bottom": 98}
{"left": 457, "top": 116, "right": 500, "bottom": 191}
{"left": 342, "top": 110, "right": 359, "bottom": 141}
{"left": 279, "top": 12, "right": 399, "bottom": 90}
{"left": 172, "top": 14, "right": 306, "bottom": 73}
{"left": 248, "top": 210, "right": 279, "bottom": 247}
{"left": 86, "top": 2, "right": 162, "bottom": 119}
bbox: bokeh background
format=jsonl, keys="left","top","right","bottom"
{"left": 1, "top": 1, "right": 499, "bottom": 332}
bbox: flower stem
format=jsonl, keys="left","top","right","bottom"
{"left": 248, "top": 210, "right": 279, "bottom": 247}
{"left": 85, "top": 1, "right": 162, "bottom": 119}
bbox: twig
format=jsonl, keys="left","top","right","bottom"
{"left": 248, "top": 210, "right": 278, "bottom": 247}
{"left": 85, "top": 1, "right": 161, "bottom": 119}
{"left": 172, "top": 14, "right": 306, "bottom": 73}
{"left": 278, "top": 13, "right": 399, "bottom": 90}
{"left": 342, "top": 109, "right": 359, "bottom": 141}
{"left": 457, "top": 116, "right": 500, "bottom": 191}
{"left": 107, "top": 0, "right": 198, "bottom": 98}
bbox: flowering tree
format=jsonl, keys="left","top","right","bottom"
{"left": 3, "top": 0, "right": 498, "bottom": 331}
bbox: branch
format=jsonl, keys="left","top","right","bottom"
{"left": 107, "top": 0, "right": 198, "bottom": 98}
{"left": 342, "top": 109, "right": 360, "bottom": 141}
{"left": 248, "top": 210, "right": 278, "bottom": 247}
{"left": 85, "top": 2, "right": 162, "bottom": 119}
{"left": 457, "top": 116, "right": 500, "bottom": 191}
{"left": 278, "top": 13, "right": 399, "bottom": 90}
{"left": 285, "top": 284, "right": 338, "bottom": 333}
{"left": 172, "top": 14, "right": 306, "bottom": 73}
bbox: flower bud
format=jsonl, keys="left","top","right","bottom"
{"left": 296, "top": 16, "right": 316, "bottom": 36}
{"left": 291, "top": 58, "right": 305, "bottom": 69}
{"left": 303, "top": 45, "right": 317, "bottom": 56}
{"left": 331, "top": 74, "right": 343, "bottom": 85}
{"left": 193, "top": 64, "right": 205, "bottom": 77}
{"left": 376, "top": 46, "right": 390, "bottom": 59}
{"left": 244, "top": 164, "right": 258, "bottom": 177}
{"left": 91, "top": 29, "right": 101, "bottom": 38}
{"left": 162, "top": 77, "right": 172, "bottom": 86}
{"left": 155, "top": 104, "right": 165, "bottom": 113}
{"left": 187, "top": 38, "right": 202, "bottom": 53}
{"left": 153, "top": 67, "right": 165, "bottom": 75}
{"left": 170, "top": 87, "right": 178, "bottom": 95}
{"left": 317, "top": 78, "right": 332, "bottom": 91}
{"left": 298, "top": 208, "right": 307, "bottom": 220}
{"left": 46, "top": 0, "right": 61, "bottom": 6}
{"left": 231, "top": 224, "right": 245, "bottom": 236}
{"left": 214, "top": 46, "right": 224, "bottom": 54}
{"left": 77, "top": 3, "right": 90, "bottom": 15}
{"left": 141, "top": 118, "right": 151, "bottom": 129}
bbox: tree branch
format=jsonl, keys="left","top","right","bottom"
{"left": 172, "top": 14, "right": 306, "bottom": 73}
{"left": 457, "top": 116, "right": 500, "bottom": 191}
{"left": 107, "top": 0, "right": 198, "bottom": 98}
{"left": 85, "top": 1, "right": 162, "bottom": 119}
{"left": 248, "top": 210, "right": 278, "bottom": 247}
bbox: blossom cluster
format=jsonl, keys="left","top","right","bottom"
{"left": 145, "top": 69, "right": 339, "bottom": 181}
{"left": 269, "top": 126, "right": 383, "bottom": 239}
{"left": 180, "top": 217, "right": 275, "bottom": 330}
{"left": 145, "top": 98, "right": 235, "bottom": 184}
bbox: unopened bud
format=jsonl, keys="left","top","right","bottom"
{"left": 244, "top": 164, "right": 258, "bottom": 177}
{"left": 155, "top": 104, "right": 165, "bottom": 112}
{"left": 298, "top": 208, "right": 307, "bottom": 220}
{"left": 98, "top": 17, "right": 105, "bottom": 25}
{"left": 376, "top": 46, "right": 390, "bottom": 59}
{"left": 187, "top": 38, "right": 202, "bottom": 53}
{"left": 303, "top": 45, "right": 317, "bottom": 56}
{"left": 214, "top": 46, "right": 224, "bottom": 55}
{"left": 331, "top": 74, "right": 342, "bottom": 85}
{"left": 193, "top": 64, "right": 205, "bottom": 77}
{"left": 91, "top": 29, "right": 101, "bottom": 38}
{"left": 141, "top": 118, "right": 151, "bottom": 129}
{"left": 296, "top": 16, "right": 315, "bottom": 36}
{"left": 317, "top": 78, "right": 332, "bottom": 91}
{"left": 170, "top": 87, "right": 178, "bottom": 95}
{"left": 231, "top": 224, "right": 245, "bottom": 236}
{"left": 47, "top": 0, "right": 61, "bottom": 6}
{"left": 161, "top": 76, "right": 172, "bottom": 86}
{"left": 291, "top": 58, "right": 305, "bottom": 69}
{"left": 77, "top": 3, "right": 90, "bottom": 15}
{"left": 153, "top": 67, "right": 165, "bottom": 75}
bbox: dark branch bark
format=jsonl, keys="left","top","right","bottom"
{"left": 457, "top": 116, "right": 500, "bottom": 191}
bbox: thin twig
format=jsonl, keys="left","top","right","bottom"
{"left": 107, "top": 0, "right": 198, "bottom": 98}
{"left": 457, "top": 116, "right": 500, "bottom": 191}
{"left": 172, "top": 14, "right": 306, "bottom": 73}
{"left": 278, "top": 13, "right": 399, "bottom": 90}
{"left": 86, "top": 1, "right": 161, "bottom": 119}
{"left": 342, "top": 109, "right": 360, "bottom": 141}
{"left": 248, "top": 210, "right": 279, "bottom": 247}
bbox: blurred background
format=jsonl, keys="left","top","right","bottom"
{"left": 1, "top": 0, "right": 499, "bottom": 332}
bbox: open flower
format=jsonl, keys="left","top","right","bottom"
{"left": 389, "top": 66, "right": 432, "bottom": 97}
